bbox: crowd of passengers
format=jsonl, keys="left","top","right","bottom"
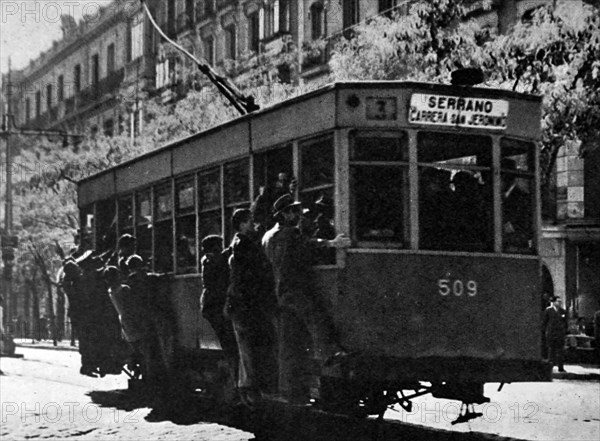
{"left": 62, "top": 172, "right": 350, "bottom": 409}
{"left": 200, "top": 172, "right": 350, "bottom": 407}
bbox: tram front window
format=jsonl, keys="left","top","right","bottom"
{"left": 351, "top": 133, "right": 408, "bottom": 244}
{"left": 418, "top": 132, "right": 493, "bottom": 252}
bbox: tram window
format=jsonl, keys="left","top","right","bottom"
{"left": 501, "top": 138, "right": 535, "bottom": 254}
{"left": 154, "top": 183, "right": 174, "bottom": 273}
{"left": 351, "top": 135, "right": 408, "bottom": 162}
{"left": 224, "top": 159, "right": 250, "bottom": 241}
{"left": 301, "top": 136, "right": 334, "bottom": 190}
{"left": 118, "top": 195, "right": 134, "bottom": 237}
{"left": 198, "top": 168, "right": 222, "bottom": 246}
{"left": 351, "top": 133, "right": 408, "bottom": 244}
{"left": 352, "top": 166, "right": 406, "bottom": 243}
{"left": 96, "top": 198, "right": 116, "bottom": 253}
{"left": 300, "top": 136, "right": 336, "bottom": 263}
{"left": 418, "top": 132, "right": 491, "bottom": 166}
{"left": 135, "top": 189, "right": 152, "bottom": 266}
{"left": 175, "top": 177, "right": 197, "bottom": 274}
{"left": 253, "top": 145, "right": 293, "bottom": 232}
{"left": 224, "top": 159, "right": 249, "bottom": 205}
{"left": 418, "top": 132, "right": 493, "bottom": 252}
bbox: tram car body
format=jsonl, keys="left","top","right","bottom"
{"left": 78, "top": 81, "right": 551, "bottom": 410}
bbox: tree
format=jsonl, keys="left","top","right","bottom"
{"left": 329, "top": 0, "right": 600, "bottom": 181}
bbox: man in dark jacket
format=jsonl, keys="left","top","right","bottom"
{"left": 542, "top": 296, "right": 568, "bottom": 372}
{"left": 262, "top": 194, "right": 349, "bottom": 403}
{"left": 227, "top": 209, "right": 278, "bottom": 406}
{"left": 200, "top": 235, "right": 239, "bottom": 394}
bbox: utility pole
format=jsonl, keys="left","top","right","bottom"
{"left": 1, "top": 57, "right": 16, "bottom": 337}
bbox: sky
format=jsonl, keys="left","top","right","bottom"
{"left": 0, "top": 0, "right": 115, "bottom": 74}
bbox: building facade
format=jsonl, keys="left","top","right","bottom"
{"left": 5, "top": 1, "right": 156, "bottom": 137}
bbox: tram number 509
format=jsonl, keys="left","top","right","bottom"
{"left": 438, "top": 279, "right": 477, "bottom": 297}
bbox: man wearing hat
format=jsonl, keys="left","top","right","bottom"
{"left": 262, "top": 194, "right": 348, "bottom": 403}
{"left": 227, "top": 208, "right": 278, "bottom": 407}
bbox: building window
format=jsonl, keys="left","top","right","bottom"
{"left": 225, "top": 25, "right": 237, "bottom": 60}
{"left": 57, "top": 75, "right": 64, "bottom": 102}
{"left": 248, "top": 11, "right": 260, "bottom": 52}
{"left": 279, "top": 0, "right": 290, "bottom": 33}
{"left": 25, "top": 98, "right": 31, "bottom": 122}
{"left": 310, "top": 2, "right": 325, "bottom": 39}
{"left": 91, "top": 54, "right": 99, "bottom": 86}
{"left": 35, "top": 91, "right": 41, "bottom": 116}
{"left": 262, "top": 1, "right": 277, "bottom": 38}
{"left": 46, "top": 84, "right": 53, "bottom": 111}
{"left": 343, "top": 0, "right": 360, "bottom": 29}
{"left": 204, "top": 0, "right": 215, "bottom": 16}
{"left": 156, "top": 58, "right": 173, "bottom": 89}
{"left": 107, "top": 43, "right": 115, "bottom": 73}
{"left": 379, "top": 0, "right": 397, "bottom": 14}
{"left": 203, "top": 35, "right": 215, "bottom": 65}
{"left": 74, "top": 64, "right": 81, "bottom": 93}
{"left": 103, "top": 118, "right": 114, "bottom": 137}
{"left": 130, "top": 16, "right": 144, "bottom": 61}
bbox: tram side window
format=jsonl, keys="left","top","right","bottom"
{"left": 118, "top": 195, "right": 134, "bottom": 238}
{"left": 418, "top": 132, "right": 493, "bottom": 252}
{"left": 198, "top": 168, "right": 222, "bottom": 248}
{"left": 96, "top": 199, "right": 116, "bottom": 253}
{"left": 79, "top": 205, "right": 94, "bottom": 251}
{"left": 136, "top": 189, "right": 153, "bottom": 267}
{"left": 253, "top": 145, "right": 293, "bottom": 233}
{"left": 300, "top": 135, "right": 336, "bottom": 263}
{"left": 351, "top": 133, "right": 408, "bottom": 244}
{"left": 176, "top": 177, "right": 197, "bottom": 274}
{"left": 501, "top": 138, "right": 535, "bottom": 254}
{"left": 154, "top": 183, "right": 174, "bottom": 273}
{"left": 224, "top": 159, "right": 250, "bottom": 242}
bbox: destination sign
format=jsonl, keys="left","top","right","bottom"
{"left": 409, "top": 93, "right": 509, "bottom": 130}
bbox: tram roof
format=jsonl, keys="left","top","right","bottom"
{"left": 78, "top": 80, "right": 541, "bottom": 187}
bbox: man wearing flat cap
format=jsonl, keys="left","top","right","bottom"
{"left": 262, "top": 194, "right": 348, "bottom": 403}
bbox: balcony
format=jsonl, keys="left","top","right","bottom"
{"left": 261, "top": 33, "right": 293, "bottom": 56}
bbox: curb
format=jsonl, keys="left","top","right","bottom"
{"left": 552, "top": 372, "right": 600, "bottom": 381}
{"left": 15, "top": 343, "right": 79, "bottom": 352}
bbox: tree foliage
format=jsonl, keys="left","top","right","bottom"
{"left": 329, "top": 0, "right": 600, "bottom": 181}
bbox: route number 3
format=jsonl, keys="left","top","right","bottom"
{"left": 438, "top": 279, "right": 477, "bottom": 297}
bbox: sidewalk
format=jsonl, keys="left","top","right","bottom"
{"left": 14, "top": 338, "right": 79, "bottom": 352}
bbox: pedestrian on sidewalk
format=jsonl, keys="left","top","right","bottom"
{"left": 542, "top": 296, "right": 567, "bottom": 372}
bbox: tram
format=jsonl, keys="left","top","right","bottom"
{"left": 77, "top": 81, "right": 551, "bottom": 418}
